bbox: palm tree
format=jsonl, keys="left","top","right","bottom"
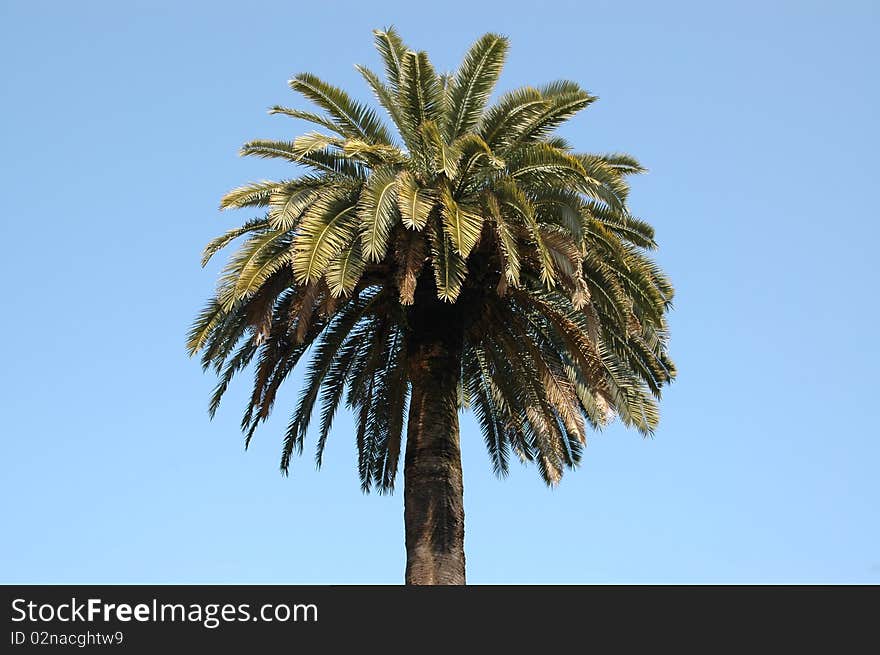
{"left": 188, "top": 28, "right": 675, "bottom": 585}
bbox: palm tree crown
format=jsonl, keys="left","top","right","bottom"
{"left": 189, "top": 27, "right": 675, "bottom": 493}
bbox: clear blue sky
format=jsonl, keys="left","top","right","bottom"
{"left": 1, "top": 0, "right": 877, "bottom": 584}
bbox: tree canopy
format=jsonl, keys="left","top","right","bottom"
{"left": 188, "top": 27, "right": 676, "bottom": 491}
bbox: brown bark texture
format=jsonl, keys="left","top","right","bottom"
{"left": 403, "top": 295, "right": 466, "bottom": 585}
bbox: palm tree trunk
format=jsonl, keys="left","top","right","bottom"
{"left": 403, "top": 303, "right": 466, "bottom": 585}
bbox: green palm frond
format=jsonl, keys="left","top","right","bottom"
{"left": 445, "top": 33, "right": 509, "bottom": 140}
{"left": 267, "top": 186, "right": 318, "bottom": 231}
{"left": 315, "top": 324, "right": 368, "bottom": 466}
{"left": 201, "top": 216, "right": 271, "bottom": 267}
{"left": 439, "top": 185, "right": 483, "bottom": 257}
{"left": 358, "top": 166, "right": 400, "bottom": 262}
{"left": 428, "top": 221, "right": 467, "bottom": 302}
{"left": 505, "top": 83, "right": 596, "bottom": 149}
{"left": 292, "top": 192, "right": 359, "bottom": 283}
{"left": 342, "top": 139, "right": 407, "bottom": 165}
{"left": 396, "top": 170, "right": 435, "bottom": 230}
{"left": 216, "top": 228, "right": 293, "bottom": 309}
{"left": 239, "top": 139, "right": 364, "bottom": 178}
{"left": 485, "top": 192, "right": 520, "bottom": 287}
{"left": 397, "top": 50, "right": 443, "bottom": 148}
{"left": 373, "top": 27, "right": 408, "bottom": 92}
{"left": 463, "top": 348, "right": 510, "bottom": 476}
{"left": 495, "top": 179, "right": 555, "bottom": 284}
{"left": 219, "top": 180, "right": 285, "bottom": 210}
{"left": 454, "top": 134, "right": 504, "bottom": 190}
{"left": 282, "top": 291, "right": 381, "bottom": 473}
{"left": 289, "top": 73, "right": 392, "bottom": 144}
{"left": 325, "top": 240, "right": 366, "bottom": 297}
{"left": 187, "top": 297, "right": 226, "bottom": 356}
{"left": 508, "top": 142, "right": 589, "bottom": 187}
{"left": 479, "top": 87, "right": 547, "bottom": 150}
{"left": 268, "top": 106, "right": 347, "bottom": 135}
{"left": 355, "top": 64, "right": 406, "bottom": 135}
{"left": 420, "top": 120, "right": 460, "bottom": 178}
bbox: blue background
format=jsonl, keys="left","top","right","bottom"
{"left": 1, "top": 0, "right": 877, "bottom": 583}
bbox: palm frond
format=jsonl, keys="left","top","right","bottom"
{"left": 397, "top": 50, "right": 443, "bottom": 142}
{"left": 268, "top": 106, "right": 345, "bottom": 135}
{"left": 292, "top": 193, "right": 359, "bottom": 283}
{"left": 358, "top": 166, "right": 400, "bottom": 262}
{"left": 440, "top": 185, "right": 483, "bottom": 257}
{"left": 396, "top": 170, "right": 436, "bottom": 230}
{"left": 219, "top": 180, "right": 285, "bottom": 210}
{"left": 373, "top": 27, "right": 408, "bottom": 92}
{"left": 445, "top": 33, "right": 509, "bottom": 140}
{"left": 201, "top": 216, "right": 271, "bottom": 267}
{"left": 325, "top": 240, "right": 366, "bottom": 297}
{"left": 428, "top": 221, "right": 467, "bottom": 302}
{"left": 289, "top": 73, "right": 392, "bottom": 144}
